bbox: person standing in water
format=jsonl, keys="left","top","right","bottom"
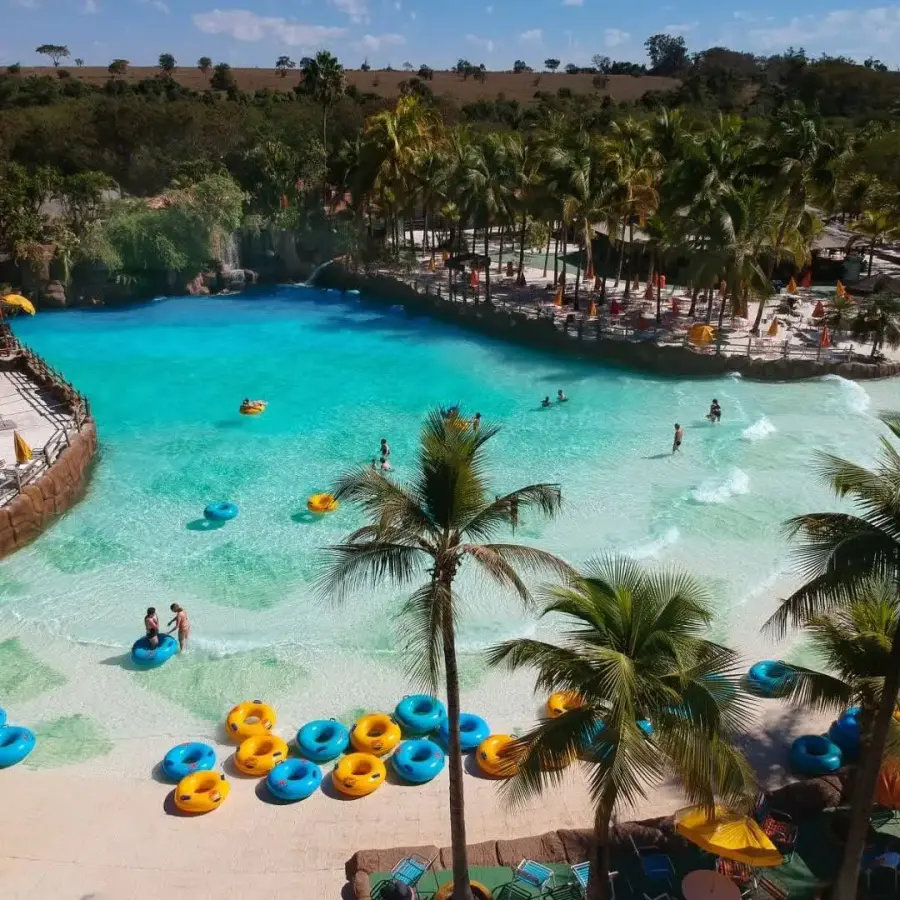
{"left": 144, "top": 607, "right": 159, "bottom": 636}
{"left": 707, "top": 398, "right": 722, "bottom": 423}
{"left": 167, "top": 603, "right": 190, "bottom": 652}
{"left": 673, "top": 423, "right": 684, "bottom": 453}
{"left": 541, "top": 396, "right": 551, "bottom": 408}
{"left": 557, "top": 389, "right": 568, "bottom": 402}
{"left": 380, "top": 438, "right": 390, "bottom": 464}
{"left": 473, "top": 412, "right": 482, "bottom": 431}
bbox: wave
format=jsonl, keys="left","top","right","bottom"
{"left": 821, "top": 374, "right": 871, "bottom": 414}
{"left": 628, "top": 527, "right": 681, "bottom": 560}
{"left": 742, "top": 416, "right": 776, "bottom": 442}
{"left": 690, "top": 468, "right": 750, "bottom": 504}
{"left": 726, "top": 371, "right": 743, "bottom": 380}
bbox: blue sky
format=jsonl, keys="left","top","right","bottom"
{"left": 4, "top": 0, "right": 900, "bottom": 69}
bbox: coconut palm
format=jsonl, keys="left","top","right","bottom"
{"left": 764, "top": 412, "right": 900, "bottom": 900}
{"left": 823, "top": 294, "right": 857, "bottom": 342}
{"left": 849, "top": 208, "right": 899, "bottom": 277}
{"left": 297, "top": 51, "right": 346, "bottom": 149}
{"left": 853, "top": 293, "right": 900, "bottom": 358}
{"left": 488, "top": 555, "right": 757, "bottom": 900}
{"left": 319, "top": 411, "right": 570, "bottom": 900}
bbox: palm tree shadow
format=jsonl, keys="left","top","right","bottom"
{"left": 186, "top": 518, "right": 227, "bottom": 532}
{"left": 733, "top": 706, "right": 820, "bottom": 789}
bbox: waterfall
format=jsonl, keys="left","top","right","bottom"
{"left": 220, "top": 232, "right": 241, "bottom": 271}
{"left": 305, "top": 258, "right": 336, "bottom": 286}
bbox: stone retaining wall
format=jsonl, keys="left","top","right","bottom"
{"left": 316, "top": 267, "right": 900, "bottom": 383}
{"left": 0, "top": 421, "right": 97, "bottom": 558}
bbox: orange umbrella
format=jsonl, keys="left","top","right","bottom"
{"left": 553, "top": 288, "right": 563, "bottom": 307}
{"left": 787, "top": 277, "right": 798, "bottom": 295}
{"left": 0, "top": 293, "right": 36, "bottom": 316}
{"left": 429, "top": 256, "right": 436, "bottom": 273}
{"left": 659, "top": 274, "right": 667, "bottom": 289}
{"left": 801, "top": 270, "right": 812, "bottom": 288}
{"left": 671, "top": 298, "right": 681, "bottom": 315}
{"left": 812, "top": 300, "right": 825, "bottom": 318}
{"left": 469, "top": 269, "right": 479, "bottom": 288}
{"left": 877, "top": 758, "right": 900, "bottom": 809}
{"left": 588, "top": 301, "right": 597, "bottom": 317}
{"left": 14, "top": 431, "right": 32, "bottom": 465}
{"left": 767, "top": 319, "right": 779, "bottom": 337}
{"left": 820, "top": 327, "right": 832, "bottom": 349}
{"left": 836, "top": 280, "right": 846, "bottom": 298}
{"left": 585, "top": 258, "right": 595, "bottom": 281}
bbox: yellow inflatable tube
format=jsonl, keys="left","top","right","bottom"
{"left": 350, "top": 713, "right": 401, "bottom": 756}
{"left": 546, "top": 691, "right": 583, "bottom": 718}
{"left": 333, "top": 752, "right": 386, "bottom": 797}
{"left": 307, "top": 493, "right": 339, "bottom": 514}
{"left": 174, "top": 771, "right": 230, "bottom": 814}
{"left": 476, "top": 735, "right": 520, "bottom": 778}
{"left": 239, "top": 401, "right": 267, "bottom": 416}
{"left": 235, "top": 735, "right": 289, "bottom": 776}
{"left": 226, "top": 700, "right": 277, "bottom": 741}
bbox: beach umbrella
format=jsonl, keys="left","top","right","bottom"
{"left": 0, "top": 293, "right": 36, "bottom": 316}
{"left": 801, "top": 270, "right": 812, "bottom": 288}
{"left": 675, "top": 805, "right": 784, "bottom": 867}
{"left": 588, "top": 301, "right": 597, "bottom": 317}
{"left": 787, "top": 277, "right": 798, "bottom": 295}
{"left": 469, "top": 269, "right": 479, "bottom": 288}
{"left": 553, "top": 287, "right": 563, "bottom": 307}
{"left": 820, "top": 327, "right": 832, "bottom": 349}
{"left": 812, "top": 299, "right": 825, "bottom": 318}
{"left": 836, "top": 280, "right": 846, "bottom": 298}
{"left": 609, "top": 299, "right": 621, "bottom": 316}
{"left": 767, "top": 319, "right": 779, "bottom": 337}
{"left": 689, "top": 323, "right": 714, "bottom": 345}
{"left": 660, "top": 274, "right": 667, "bottom": 289}
{"left": 13, "top": 431, "right": 32, "bottom": 465}
{"left": 671, "top": 298, "right": 681, "bottom": 315}
{"left": 876, "top": 758, "right": 900, "bottom": 809}
{"left": 429, "top": 256, "right": 436, "bottom": 273}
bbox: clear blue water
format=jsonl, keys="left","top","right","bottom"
{"left": 0, "top": 286, "right": 895, "bottom": 765}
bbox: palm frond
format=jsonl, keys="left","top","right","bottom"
{"left": 316, "top": 539, "right": 425, "bottom": 603}
{"left": 398, "top": 580, "right": 449, "bottom": 693}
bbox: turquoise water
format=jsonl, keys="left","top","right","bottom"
{"left": 0, "top": 287, "right": 895, "bottom": 767}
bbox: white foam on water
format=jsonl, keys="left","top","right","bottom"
{"left": 690, "top": 468, "right": 750, "bottom": 504}
{"left": 742, "top": 416, "right": 777, "bottom": 442}
{"left": 821, "top": 374, "right": 872, "bottom": 415}
{"left": 627, "top": 526, "right": 681, "bottom": 559}
{"left": 727, "top": 371, "right": 743, "bottom": 380}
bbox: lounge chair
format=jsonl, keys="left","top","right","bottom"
{"left": 628, "top": 834, "right": 675, "bottom": 888}
{"left": 567, "top": 861, "right": 623, "bottom": 899}
{"left": 504, "top": 859, "right": 556, "bottom": 897}
{"left": 379, "top": 853, "right": 435, "bottom": 895}
{"left": 716, "top": 858, "right": 757, "bottom": 898}
{"left": 760, "top": 810, "right": 798, "bottom": 863}
{"left": 756, "top": 875, "right": 789, "bottom": 900}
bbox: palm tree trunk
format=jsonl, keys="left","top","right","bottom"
{"left": 688, "top": 285, "right": 699, "bottom": 318}
{"left": 615, "top": 217, "right": 627, "bottom": 286}
{"left": 648, "top": 249, "right": 658, "bottom": 323}
{"left": 560, "top": 212, "right": 568, "bottom": 285}
{"left": 705, "top": 286, "right": 714, "bottom": 324}
{"left": 600, "top": 240, "right": 612, "bottom": 301}
{"left": 574, "top": 236, "right": 582, "bottom": 310}
{"left": 442, "top": 599, "right": 474, "bottom": 900}
{"left": 484, "top": 228, "right": 491, "bottom": 303}
{"left": 471, "top": 223, "right": 477, "bottom": 255}
{"left": 832, "top": 625, "right": 900, "bottom": 900}
{"left": 585, "top": 807, "right": 612, "bottom": 900}
{"left": 322, "top": 105, "right": 328, "bottom": 152}
{"left": 553, "top": 226, "right": 560, "bottom": 285}
{"left": 543, "top": 226, "right": 551, "bottom": 278}
{"left": 869, "top": 238, "right": 876, "bottom": 277}
{"left": 624, "top": 221, "right": 635, "bottom": 299}
{"left": 715, "top": 286, "right": 730, "bottom": 355}
{"left": 751, "top": 291, "right": 769, "bottom": 335}
{"left": 498, "top": 228, "right": 504, "bottom": 274}
{"left": 518, "top": 212, "right": 528, "bottom": 277}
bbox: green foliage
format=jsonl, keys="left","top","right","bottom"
{"left": 210, "top": 62, "right": 236, "bottom": 92}
{"left": 158, "top": 54, "right": 176, "bottom": 74}
{"left": 645, "top": 33, "right": 690, "bottom": 75}
{"left": 108, "top": 59, "right": 129, "bottom": 77}
{"left": 275, "top": 56, "right": 295, "bottom": 78}
{"left": 513, "top": 60, "right": 530, "bottom": 74}
{"left": 35, "top": 44, "right": 69, "bottom": 67}
{"left": 544, "top": 58, "right": 560, "bottom": 72}
{"left": 197, "top": 56, "right": 212, "bottom": 74}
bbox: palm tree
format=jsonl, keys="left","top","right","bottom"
{"left": 319, "top": 411, "right": 570, "bottom": 900}
{"left": 297, "top": 51, "right": 346, "bottom": 149}
{"left": 488, "top": 555, "right": 756, "bottom": 900}
{"left": 764, "top": 413, "right": 900, "bottom": 900}
{"left": 849, "top": 208, "right": 898, "bottom": 277}
{"left": 823, "top": 294, "right": 857, "bottom": 342}
{"left": 853, "top": 293, "right": 900, "bottom": 358}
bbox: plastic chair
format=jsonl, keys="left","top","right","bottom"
{"left": 505, "top": 859, "right": 556, "bottom": 897}
{"left": 760, "top": 811, "right": 798, "bottom": 863}
{"left": 568, "top": 862, "right": 622, "bottom": 899}
{"left": 628, "top": 834, "right": 675, "bottom": 888}
{"left": 387, "top": 853, "right": 434, "bottom": 889}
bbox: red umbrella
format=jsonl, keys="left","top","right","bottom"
{"left": 812, "top": 300, "right": 825, "bottom": 318}
{"left": 820, "top": 327, "right": 831, "bottom": 349}
{"left": 610, "top": 299, "right": 621, "bottom": 316}
{"left": 801, "top": 270, "right": 812, "bottom": 288}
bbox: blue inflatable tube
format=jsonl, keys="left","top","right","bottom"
{"left": 131, "top": 633, "right": 179, "bottom": 668}
{"left": 747, "top": 660, "right": 795, "bottom": 697}
{"left": 439, "top": 713, "right": 490, "bottom": 752}
{"left": 790, "top": 734, "right": 842, "bottom": 776}
{"left": 395, "top": 694, "right": 447, "bottom": 734}
{"left": 0, "top": 707, "right": 6, "bottom": 729}
{"left": 296, "top": 719, "right": 350, "bottom": 762}
{"left": 0, "top": 725, "right": 35, "bottom": 767}
{"left": 204, "top": 502, "right": 239, "bottom": 521}
{"left": 162, "top": 742, "right": 217, "bottom": 781}
{"left": 392, "top": 739, "right": 445, "bottom": 784}
{"left": 828, "top": 707, "right": 861, "bottom": 760}
{"left": 267, "top": 758, "right": 323, "bottom": 801}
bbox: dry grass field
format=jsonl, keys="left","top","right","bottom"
{"left": 20, "top": 66, "right": 680, "bottom": 104}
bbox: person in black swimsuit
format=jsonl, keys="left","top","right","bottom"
{"left": 673, "top": 423, "right": 683, "bottom": 453}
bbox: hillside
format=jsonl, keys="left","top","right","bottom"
{"left": 19, "top": 66, "right": 680, "bottom": 104}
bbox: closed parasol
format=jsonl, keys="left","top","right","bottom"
{"left": 801, "top": 270, "right": 812, "bottom": 288}
{"left": 553, "top": 288, "right": 563, "bottom": 307}
{"left": 812, "top": 300, "right": 825, "bottom": 318}
{"left": 609, "top": 299, "right": 621, "bottom": 316}
{"left": 787, "top": 277, "right": 798, "bottom": 294}
{"left": 588, "top": 301, "right": 597, "bottom": 317}
{"left": 675, "top": 805, "right": 784, "bottom": 867}
{"left": 836, "top": 280, "right": 846, "bottom": 298}
{"left": 0, "top": 293, "right": 36, "bottom": 316}
{"left": 14, "top": 431, "right": 33, "bottom": 465}
{"left": 820, "top": 327, "right": 831, "bottom": 349}
{"left": 767, "top": 319, "right": 779, "bottom": 337}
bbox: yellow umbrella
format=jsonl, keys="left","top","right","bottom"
{"left": 787, "top": 277, "right": 798, "bottom": 295}
{"left": 0, "top": 293, "right": 36, "bottom": 316}
{"left": 689, "top": 323, "right": 714, "bottom": 345}
{"left": 675, "top": 805, "right": 784, "bottom": 867}
{"left": 14, "top": 431, "right": 33, "bottom": 465}
{"left": 767, "top": 319, "right": 779, "bottom": 337}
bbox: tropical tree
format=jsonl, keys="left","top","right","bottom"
{"left": 319, "top": 411, "right": 569, "bottom": 900}
{"left": 297, "top": 51, "right": 346, "bottom": 149}
{"left": 108, "top": 59, "right": 129, "bottom": 78}
{"left": 275, "top": 55, "right": 295, "bottom": 78}
{"left": 210, "top": 62, "right": 236, "bottom": 92}
{"left": 764, "top": 412, "right": 900, "bottom": 900}
{"left": 197, "top": 56, "right": 212, "bottom": 74}
{"left": 823, "top": 294, "right": 857, "bottom": 341}
{"left": 74, "top": 58, "right": 84, "bottom": 67}
{"left": 489, "top": 555, "right": 757, "bottom": 900}
{"left": 853, "top": 293, "right": 900, "bottom": 357}
{"left": 545, "top": 59, "right": 561, "bottom": 72}
{"left": 849, "top": 208, "right": 899, "bottom": 276}
{"left": 158, "top": 53, "right": 176, "bottom": 74}
{"left": 36, "top": 44, "right": 69, "bottom": 67}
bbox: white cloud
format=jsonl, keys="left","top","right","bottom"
{"left": 354, "top": 32, "right": 405, "bottom": 51}
{"left": 409, "top": 10, "right": 416, "bottom": 19}
{"left": 747, "top": 6, "right": 900, "bottom": 56}
{"left": 485, "top": 3, "right": 494, "bottom": 12}
{"left": 393, "top": 0, "right": 401, "bottom": 9}
{"left": 329, "top": 0, "right": 367, "bottom": 23}
{"left": 81, "top": 0, "right": 98, "bottom": 13}
{"left": 139, "top": 0, "right": 170, "bottom": 12}
{"left": 11, "top": 0, "right": 40, "bottom": 7}
{"left": 603, "top": 27, "right": 630, "bottom": 47}
{"left": 466, "top": 33, "right": 495, "bottom": 53}
{"left": 193, "top": 9, "right": 347, "bottom": 46}
{"left": 519, "top": 28, "right": 542, "bottom": 42}
{"left": 562, "top": 0, "right": 584, "bottom": 6}
{"left": 663, "top": 21, "right": 698, "bottom": 34}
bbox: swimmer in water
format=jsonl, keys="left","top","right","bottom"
{"left": 707, "top": 399, "right": 721, "bottom": 423}
{"left": 167, "top": 603, "right": 190, "bottom": 652}
{"left": 144, "top": 607, "right": 159, "bottom": 637}
{"left": 380, "top": 438, "right": 390, "bottom": 463}
{"left": 146, "top": 626, "right": 160, "bottom": 650}
{"left": 473, "top": 412, "right": 482, "bottom": 431}
{"left": 541, "top": 396, "right": 551, "bottom": 408}
{"left": 557, "top": 389, "right": 568, "bottom": 402}
{"left": 673, "top": 423, "right": 683, "bottom": 453}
